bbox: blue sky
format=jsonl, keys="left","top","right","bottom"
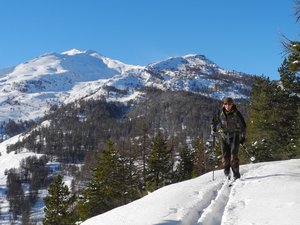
{"left": 0, "top": 0, "right": 298, "bottom": 80}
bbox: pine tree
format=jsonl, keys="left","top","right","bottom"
{"left": 277, "top": 59, "right": 300, "bottom": 158}
{"left": 294, "top": 107, "right": 300, "bottom": 157}
{"left": 78, "top": 140, "right": 140, "bottom": 220}
{"left": 279, "top": 58, "right": 300, "bottom": 94}
{"left": 192, "top": 137, "right": 208, "bottom": 176}
{"left": 279, "top": 1, "right": 300, "bottom": 157}
{"left": 247, "top": 74, "right": 299, "bottom": 161}
{"left": 285, "top": 40, "right": 300, "bottom": 72}
{"left": 246, "top": 76, "right": 285, "bottom": 161}
{"left": 146, "top": 131, "right": 173, "bottom": 191}
{"left": 6, "top": 170, "right": 25, "bottom": 220}
{"left": 175, "top": 144, "right": 194, "bottom": 181}
{"left": 43, "top": 175, "right": 76, "bottom": 225}
{"left": 247, "top": 29, "right": 300, "bottom": 161}
{"left": 279, "top": 0, "right": 300, "bottom": 157}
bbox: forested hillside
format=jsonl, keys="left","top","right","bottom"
{"left": 8, "top": 88, "right": 248, "bottom": 175}
{"left": 5, "top": 87, "right": 249, "bottom": 222}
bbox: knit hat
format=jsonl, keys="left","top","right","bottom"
{"left": 223, "top": 97, "right": 234, "bottom": 104}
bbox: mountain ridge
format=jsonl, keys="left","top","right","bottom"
{"left": 0, "top": 49, "right": 254, "bottom": 135}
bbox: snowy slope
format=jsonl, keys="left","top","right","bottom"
{"left": 81, "top": 159, "right": 300, "bottom": 225}
{"left": 0, "top": 134, "right": 43, "bottom": 185}
{"left": 0, "top": 132, "right": 67, "bottom": 224}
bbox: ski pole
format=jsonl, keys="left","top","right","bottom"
{"left": 212, "top": 134, "right": 216, "bottom": 180}
{"left": 240, "top": 144, "right": 255, "bottom": 162}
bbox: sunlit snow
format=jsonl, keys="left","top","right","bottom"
{"left": 81, "top": 159, "right": 300, "bottom": 225}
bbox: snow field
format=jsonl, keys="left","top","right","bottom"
{"left": 82, "top": 159, "right": 300, "bottom": 225}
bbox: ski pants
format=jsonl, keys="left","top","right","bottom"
{"left": 221, "top": 133, "right": 240, "bottom": 179}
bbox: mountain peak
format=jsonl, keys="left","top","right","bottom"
{"left": 62, "top": 49, "right": 86, "bottom": 56}
{"left": 61, "top": 49, "right": 104, "bottom": 58}
{"left": 183, "top": 54, "right": 216, "bottom": 66}
{"left": 146, "top": 53, "right": 219, "bottom": 73}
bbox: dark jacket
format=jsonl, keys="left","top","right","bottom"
{"left": 211, "top": 105, "right": 246, "bottom": 138}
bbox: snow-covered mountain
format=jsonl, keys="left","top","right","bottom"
{"left": 147, "top": 54, "right": 224, "bottom": 75}
{"left": 0, "top": 49, "right": 144, "bottom": 124}
{"left": 81, "top": 159, "right": 300, "bottom": 225}
{"left": 0, "top": 49, "right": 252, "bottom": 127}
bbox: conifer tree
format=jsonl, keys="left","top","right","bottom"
{"left": 175, "top": 144, "right": 194, "bottom": 181}
{"left": 277, "top": 59, "right": 300, "bottom": 158}
{"left": 279, "top": 1, "right": 300, "bottom": 157}
{"left": 247, "top": 74, "right": 298, "bottom": 161}
{"left": 78, "top": 140, "right": 140, "bottom": 220}
{"left": 192, "top": 137, "right": 208, "bottom": 176}
{"left": 246, "top": 76, "right": 284, "bottom": 161}
{"left": 279, "top": 58, "right": 300, "bottom": 94}
{"left": 146, "top": 131, "right": 173, "bottom": 190}
{"left": 6, "top": 170, "right": 25, "bottom": 220}
{"left": 43, "top": 175, "right": 76, "bottom": 225}
{"left": 247, "top": 53, "right": 300, "bottom": 161}
{"left": 294, "top": 107, "right": 300, "bottom": 157}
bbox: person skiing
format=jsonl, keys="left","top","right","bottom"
{"left": 211, "top": 97, "right": 246, "bottom": 180}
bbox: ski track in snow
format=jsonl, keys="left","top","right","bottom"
{"left": 196, "top": 179, "right": 232, "bottom": 225}
{"left": 180, "top": 182, "right": 223, "bottom": 225}
{"left": 183, "top": 164, "right": 261, "bottom": 225}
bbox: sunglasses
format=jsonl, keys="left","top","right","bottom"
{"left": 224, "top": 103, "right": 233, "bottom": 105}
